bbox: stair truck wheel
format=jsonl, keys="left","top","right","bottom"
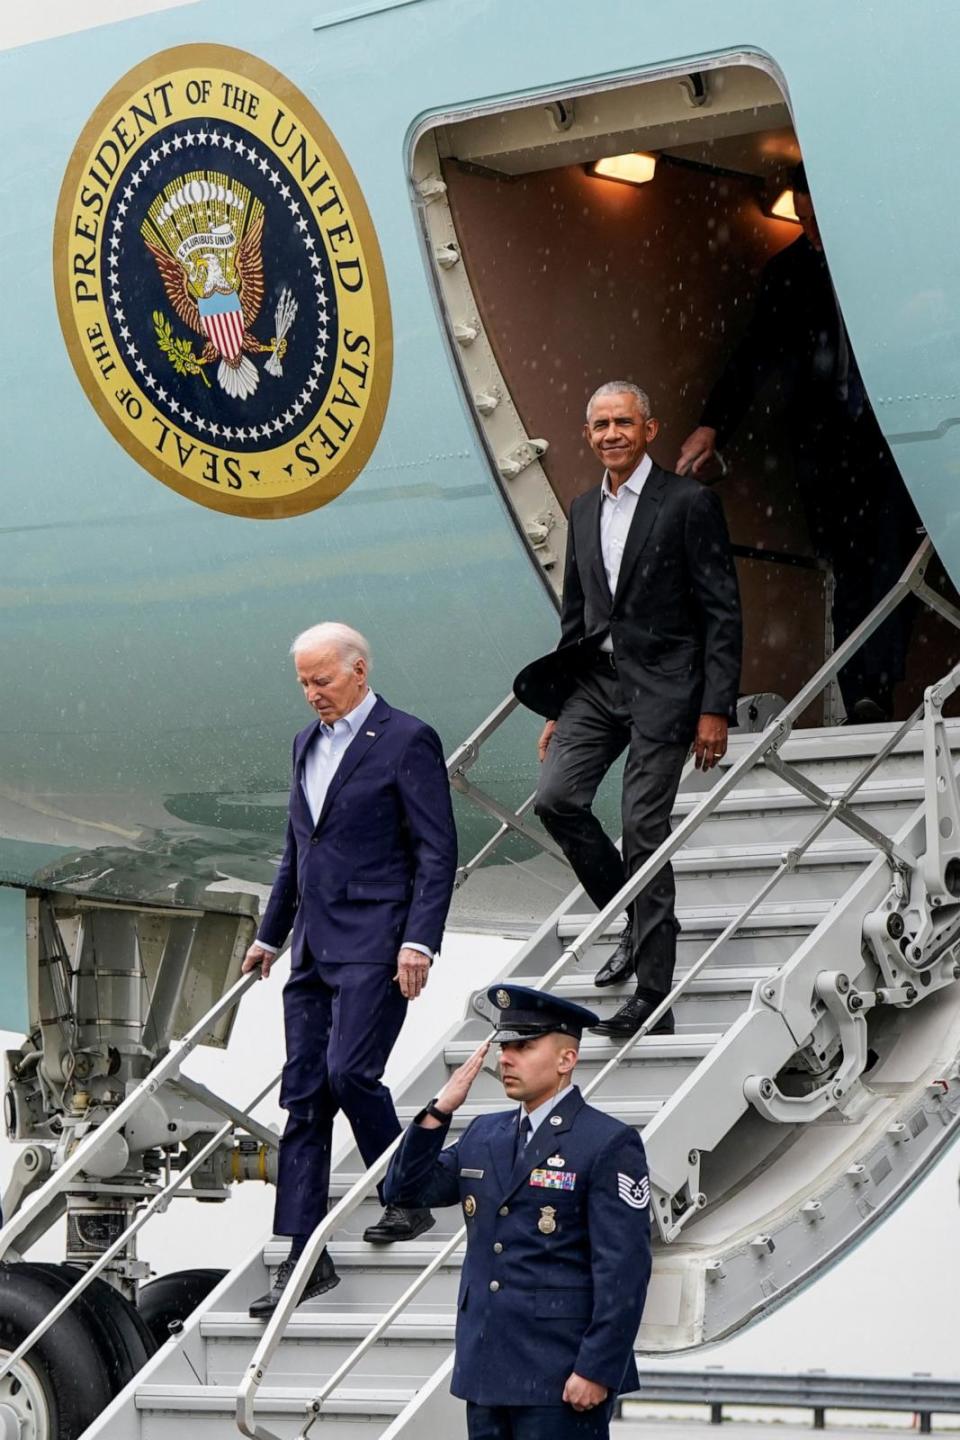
{"left": 137, "top": 1267, "right": 228, "bottom": 1347}
{"left": 0, "top": 1263, "right": 114, "bottom": 1439}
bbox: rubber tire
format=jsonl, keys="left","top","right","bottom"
{"left": 137, "top": 1267, "right": 228, "bottom": 1347}
{"left": 0, "top": 1262, "right": 115, "bottom": 1438}
{"left": 29, "top": 1264, "right": 156, "bottom": 1394}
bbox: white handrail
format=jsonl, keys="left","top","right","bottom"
{"left": 0, "top": 1071, "right": 281, "bottom": 1383}
{"left": 236, "top": 538, "right": 948, "bottom": 1437}
{"left": 0, "top": 964, "right": 267, "bottom": 1263}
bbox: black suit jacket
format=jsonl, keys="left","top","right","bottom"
{"left": 515, "top": 464, "right": 742, "bottom": 744}
{"left": 701, "top": 234, "right": 861, "bottom": 449}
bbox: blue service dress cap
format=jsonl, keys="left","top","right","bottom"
{"left": 484, "top": 983, "right": 599, "bottom": 1041}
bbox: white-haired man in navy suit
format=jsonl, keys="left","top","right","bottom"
{"left": 243, "top": 621, "right": 458, "bottom": 1318}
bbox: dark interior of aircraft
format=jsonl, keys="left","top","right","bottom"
{"left": 423, "top": 65, "right": 960, "bottom": 724}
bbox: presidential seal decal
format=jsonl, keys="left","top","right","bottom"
{"left": 54, "top": 45, "right": 392, "bottom": 519}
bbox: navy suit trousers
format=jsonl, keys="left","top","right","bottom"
{"left": 466, "top": 1400, "right": 616, "bottom": 1439}
{"left": 275, "top": 955, "right": 408, "bottom": 1236}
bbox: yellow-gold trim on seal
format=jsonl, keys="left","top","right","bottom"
{"left": 54, "top": 44, "right": 392, "bottom": 519}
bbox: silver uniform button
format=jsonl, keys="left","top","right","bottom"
{"left": 489, "top": 1280, "right": 500, "bottom": 1292}
{"left": 498, "top": 1205, "right": 509, "bottom": 1216}
{"left": 493, "top": 1242, "right": 503, "bottom": 1254}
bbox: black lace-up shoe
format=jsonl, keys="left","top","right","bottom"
{"left": 248, "top": 1248, "right": 339, "bottom": 1319}
{"left": 362, "top": 1205, "right": 436, "bottom": 1244}
{"left": 591, "top": 996, "right": 675, "bottom": 1038}
{"left": 594, "top": 921, "right": 635, "bottom": 987}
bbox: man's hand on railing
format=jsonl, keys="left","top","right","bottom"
{"left": 538, "top": 720, "right": 556, "bottom": 762}
{"left": 693, "top": 714, "right": 729, "bottom": 771}
{"left": 420, "top": 1040, "right": 490, "bottom": 1127}
{"left": 242, "top": 942, "right": 277, "bottom": 980}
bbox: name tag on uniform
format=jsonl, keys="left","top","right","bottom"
{"left": 530, "top": 1168, "right": 576, "bottom": 1191}
{"left": 459, "top": 1168, "right": 485, "bottom": 1179}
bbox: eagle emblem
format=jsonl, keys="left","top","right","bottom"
{"left": 141, "top": 174, "right": 296, "bottom": 401}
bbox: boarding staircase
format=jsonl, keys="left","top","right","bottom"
{"left": 3, "top": 542, "right": 960, "bottom": 1440}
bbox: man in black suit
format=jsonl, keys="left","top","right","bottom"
{"left": 515, "top": 382, "right": 742, "bottom": 1037}
{"left": 676, "top": 163, "right": 919, "bottom": 723}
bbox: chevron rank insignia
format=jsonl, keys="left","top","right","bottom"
{"left": 617, "top": 1173, "right": 650, "bottom": 1209}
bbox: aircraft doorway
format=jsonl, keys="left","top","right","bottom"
{"left": 414, "top": 61, "right": 958, "bottom": 724}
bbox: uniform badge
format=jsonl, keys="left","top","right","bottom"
{"left": 495, "top": 989, "right": 511, "bottom": 1009}
{"left": 538, "top": 1205, "right": 557, "bottom": 1235}
{"left": 617, "top": 1173, "right": 650, "bottom": 1209}
{"left": 549, "top": 1115, "right": 563, "bottom": 1126}
{"left": 464, "top": 1195, "right": 477, "bottom": 1218}
{"left": 547, "top": 1155, "right": 564, "bottom": 1167}
{"left": 530, "top": 1168, "right": 576, "bottom": 1191}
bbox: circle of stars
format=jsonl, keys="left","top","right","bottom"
{"left": 105, "top": 125, "right": 332, "bottom": 446}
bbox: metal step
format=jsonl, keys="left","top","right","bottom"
{"left": 88, "top": 713, "right": 960, "bottom": 1440}
{"left": 202, "top": 1309, "right": 455, "bottom": 1387}
{"left": 674, "top": 776, "right": 921, "bottom": 847}
{"left": 557, "top": 900, "right": 831, "bottom": 939}
{"left": 394, "top": 1095, "right": 662, "bottom": 1131}
{"left": 135, "top": 1384, "right": 411, "bottom": 1440}
{"left": 444, "top": 1033, "right": 718, "bottom": 1101}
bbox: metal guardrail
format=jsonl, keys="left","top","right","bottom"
{"left": 238, "top": 537, "right": 960, "bottom": 1437}
{"left": 0, "top": 536, "right": 953, "bottom": 1436}
{"left": 0, "top": 963, "right": 285, "bottom": 1389}
{"left": 622, "top": 1368, "right": 960, "bottom": 1432}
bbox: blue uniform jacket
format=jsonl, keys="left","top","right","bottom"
{"left": 257, "top": 696, "right": 457, "bottom": 967}
{"left": 384, "top": 1086, "right": 651, "bottom": 1406}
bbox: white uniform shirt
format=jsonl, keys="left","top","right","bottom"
{"left": 598, "top": 453, "right": 652, "bottom": 652}
{"left": 518, "top": 1082, "right": 578, "bottom": 1142}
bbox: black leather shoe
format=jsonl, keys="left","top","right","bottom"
{"left": 594, "top": 922, "right": 635, "bottom": 988}
{"left": 248, "top": 1248, "right": 340, "bottom": 1319}
{"left": 591, "top": 996, "right": 675, "bottom": 1038}
{"left": 362, "top": 1205, "right": 435, "bottom": 1244}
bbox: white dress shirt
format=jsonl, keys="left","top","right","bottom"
{"left": 598, "top": 453, "right": 652, "bottom": 652}
{"left": 302, "top": 686, "right": 378, "bottom": 824}
{"left": 256, "top": 687, "right": 432, "bottom": 960}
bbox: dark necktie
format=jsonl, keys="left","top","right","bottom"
{"left": 515, "top": 1114, "right": 532, "bottom": 1164}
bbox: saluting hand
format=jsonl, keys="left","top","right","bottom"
{"left": 423, "top": 1040, "right": 490, "bottom": 1126}
{"left": 563, "top": 1373, "right": 609, "bottom": 1412}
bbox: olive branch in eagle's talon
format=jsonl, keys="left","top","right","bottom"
{"left": 152, "top": 310, "right": 212, "bottom": 388}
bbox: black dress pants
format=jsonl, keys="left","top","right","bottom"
{"left": 534, "top": 666, "right": 687, "bottom": 997}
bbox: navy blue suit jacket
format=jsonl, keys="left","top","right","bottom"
{"left": 384, "top": 1086, "right": 651, "bottom": 1406}
{"left": 258, "top": 696, "right": 458, "bottom": 967}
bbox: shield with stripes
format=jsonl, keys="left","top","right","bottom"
{"left": 198, "top": 290, "right": 245, "bottom": 364}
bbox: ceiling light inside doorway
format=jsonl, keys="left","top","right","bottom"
{"left": 590, "top": 152, "right": 657, "bottom": 186}
{"left": 770, "top": 188, "right": 800, "bottom": 223}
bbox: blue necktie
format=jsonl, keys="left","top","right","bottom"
{"left": 515, "top": 1114, "right": 532, "bottom": 1164}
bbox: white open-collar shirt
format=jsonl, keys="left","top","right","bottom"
{"left": 598, "top": 453, "right": 652, "bottom": 652}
